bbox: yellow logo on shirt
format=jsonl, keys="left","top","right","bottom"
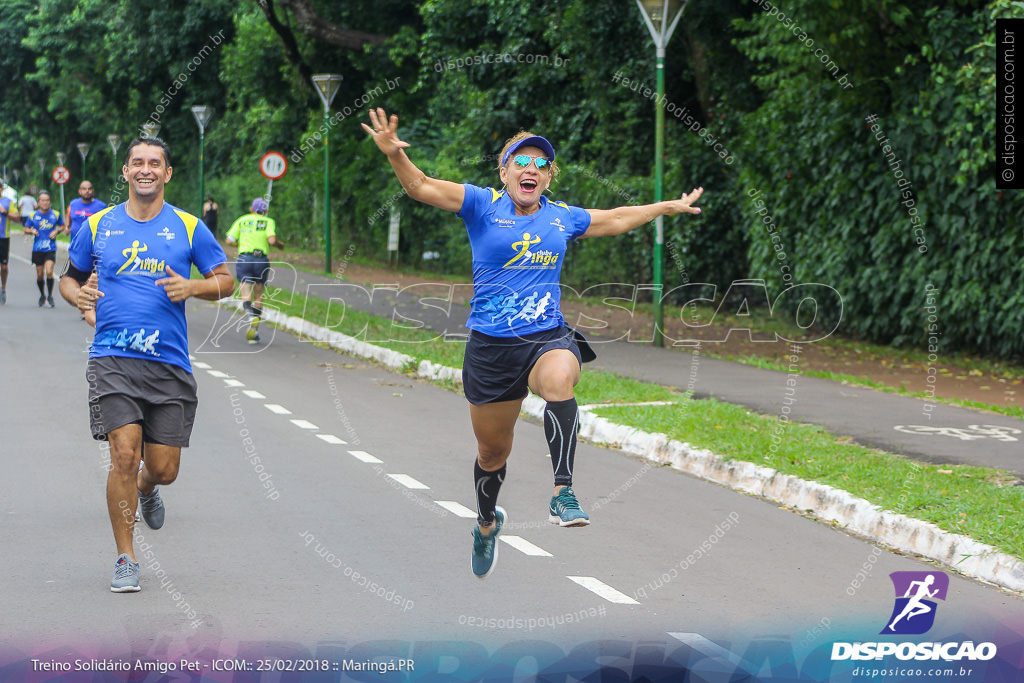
{"left": 502, "top": 232, "right": 559, "bottom": 269}
{"left": 116, "top": 240, "right": 166, "bottom": 275}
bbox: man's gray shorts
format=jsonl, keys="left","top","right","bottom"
{"left": 86, "top": 356, "right": 198, "bottom": 447}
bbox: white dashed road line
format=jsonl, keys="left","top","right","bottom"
{"left": 348, "top": 450, "right": 383, "bottom": 464}
{"left": 434, "top": 501, "right": 477, "bottom": 518}
{"left": 668, "top": 633, "right": 745, "bottom": 665}
{"left": 206, "top": 362, "right": 642, "bottom": 598}
{"left": 567, "top": 576, "right": 640, "bottom": 605}
{"left": 387, "top": 474, "right": 430, "bottom": 490}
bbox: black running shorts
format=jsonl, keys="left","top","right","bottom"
{"left": 462, "top": 326, "right": 595, "bottom": 405}
{"left": 86, "top": 356, "right": 198, "bottom": 446}
{"left": 31, "top": 250, "right": 56, "bottom": 266}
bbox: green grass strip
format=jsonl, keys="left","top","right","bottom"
{"left": 581, "top": 372, "right": 1024, "bottom": 562}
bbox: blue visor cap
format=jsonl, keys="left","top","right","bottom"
{"left": 501, "top": 136, "right": 556, "bottom": 167}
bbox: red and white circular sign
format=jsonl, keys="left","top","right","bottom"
{"left": 53, "top": 166, "right": 70, "bottom": 185}
{"left": 259, "top": 152, "right": 287, "bottom": 180}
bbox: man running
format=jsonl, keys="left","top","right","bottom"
{"left": 23, "top": 190, "right": 63, "bottom": 308}
{"left": 225, "top": 197, "right": 284, "bottom": 343}
{"left": 66, "top": 180, "right": 107, "bottom": 242}
{"left": 59, "top": 136, "right": 233, "bottom": 592}
{"left": 17, "top": 186, "right": 37, "bottom": 228}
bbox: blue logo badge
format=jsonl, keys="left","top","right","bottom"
{"left": 880, "top": 571, "right": 949, "bottom": 635}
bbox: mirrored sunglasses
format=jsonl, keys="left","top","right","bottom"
{"left": 512, "top": 154, "right": 551, "bottom": 170}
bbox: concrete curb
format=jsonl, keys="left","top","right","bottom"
{"left": 261, "top": 306, "right": 1024, "bottom": 593}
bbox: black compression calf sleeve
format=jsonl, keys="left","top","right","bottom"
{"left": 545, "top": 397, "right": 579, "bottom": 487}
{"left": 474, "top": 461, "right": 506, "bottom": 526}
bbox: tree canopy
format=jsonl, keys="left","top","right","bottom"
{"left": 0, "top": 0, "right": 1018, "bottom": 357}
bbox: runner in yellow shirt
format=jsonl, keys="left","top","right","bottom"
{"left": 225, "top": 198, "right": 284, "bottom": 343}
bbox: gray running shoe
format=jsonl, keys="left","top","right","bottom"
{"left": 110, "top": 553, "right": 140, "bottom": 592}
{"left": 38, "top": 295, "right": 45, "bottom": 307}
{"left": 0, "top": 290, "right": 6, "bottom": 304}
{"left": 46, "top": 295, "right": 55, "bottom": 308}
{"left": 471, "top": 506, "right": 505, "bottom": 579}
{"left": 138, "top": 487, "right": 165, "bottom": 529}
{"left": 549, "top": 486, "right": 590, "bottom": 527}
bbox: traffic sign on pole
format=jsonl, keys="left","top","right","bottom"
{"left": 259, "top": 152, "right": 288, "bottom": 180}
{"left": 52, "top": 167, "right": 70, "bottom": 185}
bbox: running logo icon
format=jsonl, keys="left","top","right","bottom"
{"left": 881, "top": 571, "right": 949, "bottom": 635}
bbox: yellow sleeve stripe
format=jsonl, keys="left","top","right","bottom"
{"left": 88, "top": 205, "right": 117, "bottom": 243}
{"left": 173, "top": 209, "right": 200, "bottom": 246}
{"left": 489, "top": 188, "right": 504, "bottom": 203}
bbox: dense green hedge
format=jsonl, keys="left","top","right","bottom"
{"left": 734, "top": 1, "right": 1023, "bottom": 358}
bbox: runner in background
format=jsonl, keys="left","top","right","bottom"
{"left": 0, "top": 181, "right": 19, "bottom": 304}
{"left": 23, "top": 190, "right": 63, "bottom": 308}
{"left": 66, "top": 180, "right": 107, "bottom": 242}
{"left": 225, "top": 197, "right": 284, "bottom": 344}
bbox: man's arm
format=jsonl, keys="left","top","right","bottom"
{"left": 60, "top": 267, "right": 100, "bottom": 327}
{"left": 195, "top": 263, "right": 235, "bottom": 301}
{"left": 155, "top": 264, "right": 234, "bottom": 303}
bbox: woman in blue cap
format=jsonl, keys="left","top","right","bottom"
{"left": 363, "top": 107, "right": 703, "bottom": 578}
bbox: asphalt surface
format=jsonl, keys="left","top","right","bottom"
{"left": 2, "top": 245, "right": 1022, "bottom": 681}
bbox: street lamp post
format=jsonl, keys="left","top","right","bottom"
{"left": 37, "top": 158, "right": 45, "bottom": 185}
{"left": 191, "top": 106, "right": 214, "bottom": 216}
{"left": 634, "top": 0, "right": 685, "bottom": 347}
{"left": 108, "top": 134, "right": 122, "bottom": 173}
{"left": 142, "top": 122, "right": 160, "bottom": 139}
{"left": 311, "top": 73, "right": 343, "bottom": 273}
{"left": 56, "top": 152, "right": 67, "bottom": 220}
{"left": 108, "top": 135, "right": 122, "bottom": 197}
{"left": 77, "top": 143, "right": 90, "bottom": 180}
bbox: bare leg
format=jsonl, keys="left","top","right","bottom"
{"left": 106, "top": 425, "right": 144, "bottom": 559}
{"left": 469, "top": 398, "right": 524, "bottom": 535}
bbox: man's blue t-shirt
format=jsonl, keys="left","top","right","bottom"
{"left": 67, "top": 202, "right": 226, "bottom": 373}
{"left": 0, "top": 197, "right": 11, "bottom": 238}
{"left": 68, "top": 197, "right": 108, "bottom": 241}
{"left": 458, "top": 184, "right": 591, "bottom": 337}
{"left": 25, "top": 209, "right": 64, "bottom": 252}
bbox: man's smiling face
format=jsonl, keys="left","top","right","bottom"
{"left": 124, "top": 143, "right": 172, "bottom": 201}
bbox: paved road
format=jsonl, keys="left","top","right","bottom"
{"left": 1, "top": 244, "right": 1022, "bottom": 680}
